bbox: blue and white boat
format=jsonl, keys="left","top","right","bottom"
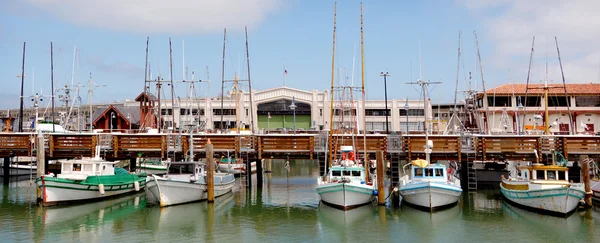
{"left": 399, "top": 158, "right": 462, "bottom": 210}
{"left": 317, "top": 146, "right": 375, "bottom": 210}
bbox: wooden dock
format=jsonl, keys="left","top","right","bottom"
{"left": 1, "top": 132, "right": 599, "bottom": 162}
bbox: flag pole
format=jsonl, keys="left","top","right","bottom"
{"left": 283, "top": 59, "right": 287, "bottom": 87}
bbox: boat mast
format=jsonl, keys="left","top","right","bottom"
{"left": 474, "top": 31, "right": 489, "bottom": 134}
{"left": 245, "top": 26, "right": 255, "bottom": 134}
{"left": 169, "top": 38, "right": 175, "bottom": 131}
{"left": 521, "top": 37, "right": 535, "bottom": 134}
{"left": 234, "top": 74, "right": 239, "bottom": 134}
{"left": 360, "top": 2, "right": 368, "bottom": 167}
{"left": 328, "top": 1, "right": 337, "bottom": 166}
{"left": 18, "top": 42, "right": 26, "bottom": 132}
{"left": 555, "top": 37, "right": 574, "bottom": 135}
{"left": 220, "top": 29, "right": 227, "bottom": 131}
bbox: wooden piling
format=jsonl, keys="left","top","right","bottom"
{"left": 581, "top": 155, "right": 592, "bottom": 206}
{"left": 3, "top": 157, "right": 9, "bottom": 183}
{"left": 36, "top": 132, "right": 45, "bottom": 178}
{"left": 206, "top": 140, "right": 214, "bottom": 203}
{"left": 246, "top": 157, "right": 252, "bottom": 188}
{"left": 376, "top": 150, "right": 386, "bottom": 205}
{"left": 256, "top": 159, "right": 263, "bottom": 188}
{"left": 129, "top": 154, "right": 136, "bottom": 172}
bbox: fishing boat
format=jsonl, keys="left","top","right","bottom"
{"left": 398, "top": 80, "right": 462, "bottom": 210}
{"left": 35, "top": 149, "right": 146, "bottom": 206}
{"left": 145, "top": 162, "right": 235, "bottom": 207}
{"left": 399, "top": 158, "right": 463, "bottom": 210}
{"left": 218, "top": 157, "right": 256, "bottom": 175}
{"left": 138, "top": 158, "right": 168, "bottom": 175}
{"left": 316, "top": 146, "right": 375, "bottom": 209}
{"left": 500, "top": 159, "right": 586, "bottom": 215}
{"left": 0, "top": 158, "right": 37, "bottom": 177}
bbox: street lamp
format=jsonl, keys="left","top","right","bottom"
{"left": 289, "top": 96, "right": 297, "bottom": 135}
{"left": 380, "top": 72, "right": 390, "bottom": 134}
{"left": 110, "top": 112, "right": 116, "bottom": 133}
{"left": 404, "top": 98, "right": 409, "bottom": 134}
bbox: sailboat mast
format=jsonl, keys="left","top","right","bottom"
{"left": 555, "top": 37, "right": 574, "bottom": 135}
{"left": 423, "top": 82, "right": 430, "bottom": 162}
{"left": 234, "top": 74, "right": 239, "bottom": 134}
{"left": 19, "top": 42, "right": 26, "bottom": 132}
{"left": 360, "top": 2, "right": 368, "bottom": 176}
{"left": 474, "top": 31, "right": 489, "bottom": 134}
{"left": 144, "top": 37, "right": 149, "bottom": 94}
{"left": 169, "top": 38, "right": 175, "bottom": 131}
{"left": 453, "top": 31, "right": 461, "bottom": 117}
{"left": 51, "top": 42, "right": 55, "bottom": 133}
{"left": 220, "top": 29, "right": 227, "bottom": 131}
{"left": 522, "top": 37, "right": 535, "bottom": 134}
{"left": 245, "top": 26, "right": 255, "bottom": 134}
{"left": 328, "top": 1, "right": 337, "bottom": 166}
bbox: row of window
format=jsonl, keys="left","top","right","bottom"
{"left": 161, "top": 109, "right": 236, "bottom": 116}
{"left": 330, "top": 109, "right": 425, "bottom": 117}
{"left": 485, "top": 96, "right": 600, "bottom": 107}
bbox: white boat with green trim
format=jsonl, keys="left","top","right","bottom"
{"left": 501, "top": 160, "right": 585, "bottom": 215}
{"left": 399, "top": 159, "right": 462, "bottom": 210}
{"left": 317, "top": 146, "right": 374, "bottom": 210}
{"left": 145, "top": 162, "right": 235, "bottom": 207}
{"left": 35, "top": 153, "right": 146, "bottom": 206}
{"left": 138, "top": 158, "right": 168, "bottom": 175}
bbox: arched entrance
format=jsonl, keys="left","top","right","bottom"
{"left": 257, "top": 99, "right": 311, "bottom": 131}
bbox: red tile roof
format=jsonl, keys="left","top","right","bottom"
{"left": 483, "top": 83, "right": 600, "bottom": 95}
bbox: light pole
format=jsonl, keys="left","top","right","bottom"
{"left": 380, "top": 72, "right": 390, "bottom": 134}
{"left": 289, "top": 97, "right": 297, "bottom": 135}
{"left": 267, "top": 112, "right": 271, "bottom": 134}
{"left": 110, "top": 112, "right": 116, "bottom": 133}
{"left": 404, "top": 99, "right": 409, "bottom": 134}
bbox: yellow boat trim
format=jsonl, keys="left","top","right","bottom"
{"left": 501, "top": 182, "right": 529, "bottom": 190}
{"left": 411, "top": 159, "right": 429, "bottom": 168}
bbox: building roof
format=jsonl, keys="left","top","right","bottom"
{"left": 134, "top": 92, "right": 158, "bottom": 102}
{"left": 484, "top": 83, "right": 600, "bottom": 95}
{"left": 92, "top": 105, "right": 140, "bottom": 125}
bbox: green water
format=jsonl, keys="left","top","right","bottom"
{"left": 1, "top": 160, "right": 599, "bottom": 243}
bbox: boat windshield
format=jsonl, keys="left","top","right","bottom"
{"left": 414, "top": 167, "right": 445, "bottom": 178}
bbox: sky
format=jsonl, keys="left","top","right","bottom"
{"left": 1, "top": 0, "right": 600, "bottom": 109}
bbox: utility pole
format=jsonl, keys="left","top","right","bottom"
{"left": 380, "top": 72, "right": 390, "bottom": 134}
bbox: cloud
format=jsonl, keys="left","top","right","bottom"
{"left": 462, "top": 0, "right": 600, "bottom": 83}
{"left": 22, "top": 0, "right": 284, "bottom": 34}
{"left": 86, "top": 56, "right": 144, "bottom": 78}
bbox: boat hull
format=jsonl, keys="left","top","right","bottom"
{"left": 591, "top": 179, "right": 600, "bottom": 202}
{"left": 36, "top": 175, "right": 146, "bottom": 206}
{"left": 399, "top": 182, "right": 462, "bottom": 210}
{"left": 500, "top": 182, "right": 585, "bottom": 215}
{"left": 316, "top": 183, "right": 373, "bottom": 209}
{"left": 146, "top": 173, "right": 235, "bottom": 207}
{"left": 218, "top": 162, "right": 256, "bottom": 175}
{"left": 138, "top": 165, "right": 168, "bottom": 175}
{"left": 0, "top": 164, "right": 37, "bottom": 176}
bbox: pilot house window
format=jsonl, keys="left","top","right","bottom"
{"left": 332, "top": 171, "right": 341, "bottom": 176}
{"left": 415, "top": 168, "right": 423, "bottom": 177}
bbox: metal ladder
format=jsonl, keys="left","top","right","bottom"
{"left": 467, "top": 153, "right": 478, "bottom": 191}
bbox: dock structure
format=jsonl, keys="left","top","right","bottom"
{"left": 1, "top": 132, "right": 598, "bottom": 184}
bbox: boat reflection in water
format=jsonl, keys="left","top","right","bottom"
{"left": 317, "top": 202, "right": 374, "bottom": 225}
{"left": 502, "top": 200, "right": 583, "bottom": 230}
{"left": 146, "top": 191, "right": 236, "bottom": 233}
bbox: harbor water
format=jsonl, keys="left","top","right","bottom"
{"left": 1, "top": 160, "right": 599, "bottom": 243}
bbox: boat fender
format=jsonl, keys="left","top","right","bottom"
{"left": 134, "top": 181, "right": 140, "bottom": 191}
{"left": 361, "top": 181, "right": 366, "bottom": 184}
{"left": 99, "top": 184, "right": 105, "bottom": 195}
{"left": 372, "top": 190, "right": 378, "bottom": 196}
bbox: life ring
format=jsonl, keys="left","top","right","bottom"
{"left": 348, "top": 151, "right": 355, "bottom": 161}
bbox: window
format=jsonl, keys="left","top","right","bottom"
{"left": 575, "top": 96, "right": 600, "bottom": 107}
{"left": 343, "top": 170, "right": 351, "bottom": 176}
{"left": 161, "top": 109, "right": 173, "bottom": 115}
{"left": 213, "top": 109, "right": 236, "bottom": 116}
{"left": 366, "top": 109, "right": 390, "bottom": 116}
{"left": 332, "top": 171, "right": 341, "bottom": 176}
{"left": 366, "top": 122, "right": 391, "bottom": 131}
{"left": 246, "top": 109, "right": 249, "bottom": 116}
{"left": 548, "top": 96, "right": 569, "bottom": 107}
{"left": 557, "top": 171, "right": 565, "bottom": 180}
{"left": 399, "top": 109, "right": 424, "bottom": 116}
{"left": 425, "top": 168, "right": 434, "bottom": 177}
{"left": 352, "top": 171, "right": 361, "bottom": 176}
{"left": 414, "top": 168, "right": 423, "bottom": 177}
{"left": 400, "top": 122, "right": 424, "bottom": 132}
{"left": 435, "top": 168, "right": 443, "bottom": 177}
{"left": 320, "top": 109, "right": 323, "bottom": 116}
{"left": 547, "top": 171, "right": 556, "bottom": 180}
{"left": 536, "top": 170, "right": 545, "bottom": 180}
{"left": 517, "top": 96, "right": 541, "bottom": 107}
{"left": 487, "top": 96, "right": 512, "bottom": 107}
{"left": 334, "top": 109, "right": 357, "bottom": 116}
{"left": 73, "top": 164, "right": 81, "bottom": 171}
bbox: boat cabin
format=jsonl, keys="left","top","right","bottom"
{"left": 328, "top": 166, "right": 366, "bottom": 184}
{"left": 518, "top": 164, "right": 569, "bottom": 181}
{"left": 411, "top": 164, "right": 448, "bottom": 181}
{"left": 57, "top": 159, "right": 117, "bottom": 180}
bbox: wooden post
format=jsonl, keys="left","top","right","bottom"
{"left": 206, "top": 139, "right": 215, "bottom": 203}
{"left": 376, "top": 150, "right": 386, "bottom": 205}
{"left": 129, "top": 154, "right": 136, "bottom": 172}
{"left": 246, "top": 156, "right": 252, "bottom": 188}
{"left": 581, "top": 155, "right": 592, "bottom": 206}
{"left": 256, "top": 159, "right": 263, "bottom": 188}
{"left": 36, "top": 132, "right": 45, "bottom": 178}
{"left": 3, "top": 157, "right": 9, "bottom": 183}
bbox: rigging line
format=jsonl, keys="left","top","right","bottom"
{"left": 453, "top": 31, "right": 461, "bottom": 116}
{"left": 555, "top": 36, "right": 574, "bottom": 135}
